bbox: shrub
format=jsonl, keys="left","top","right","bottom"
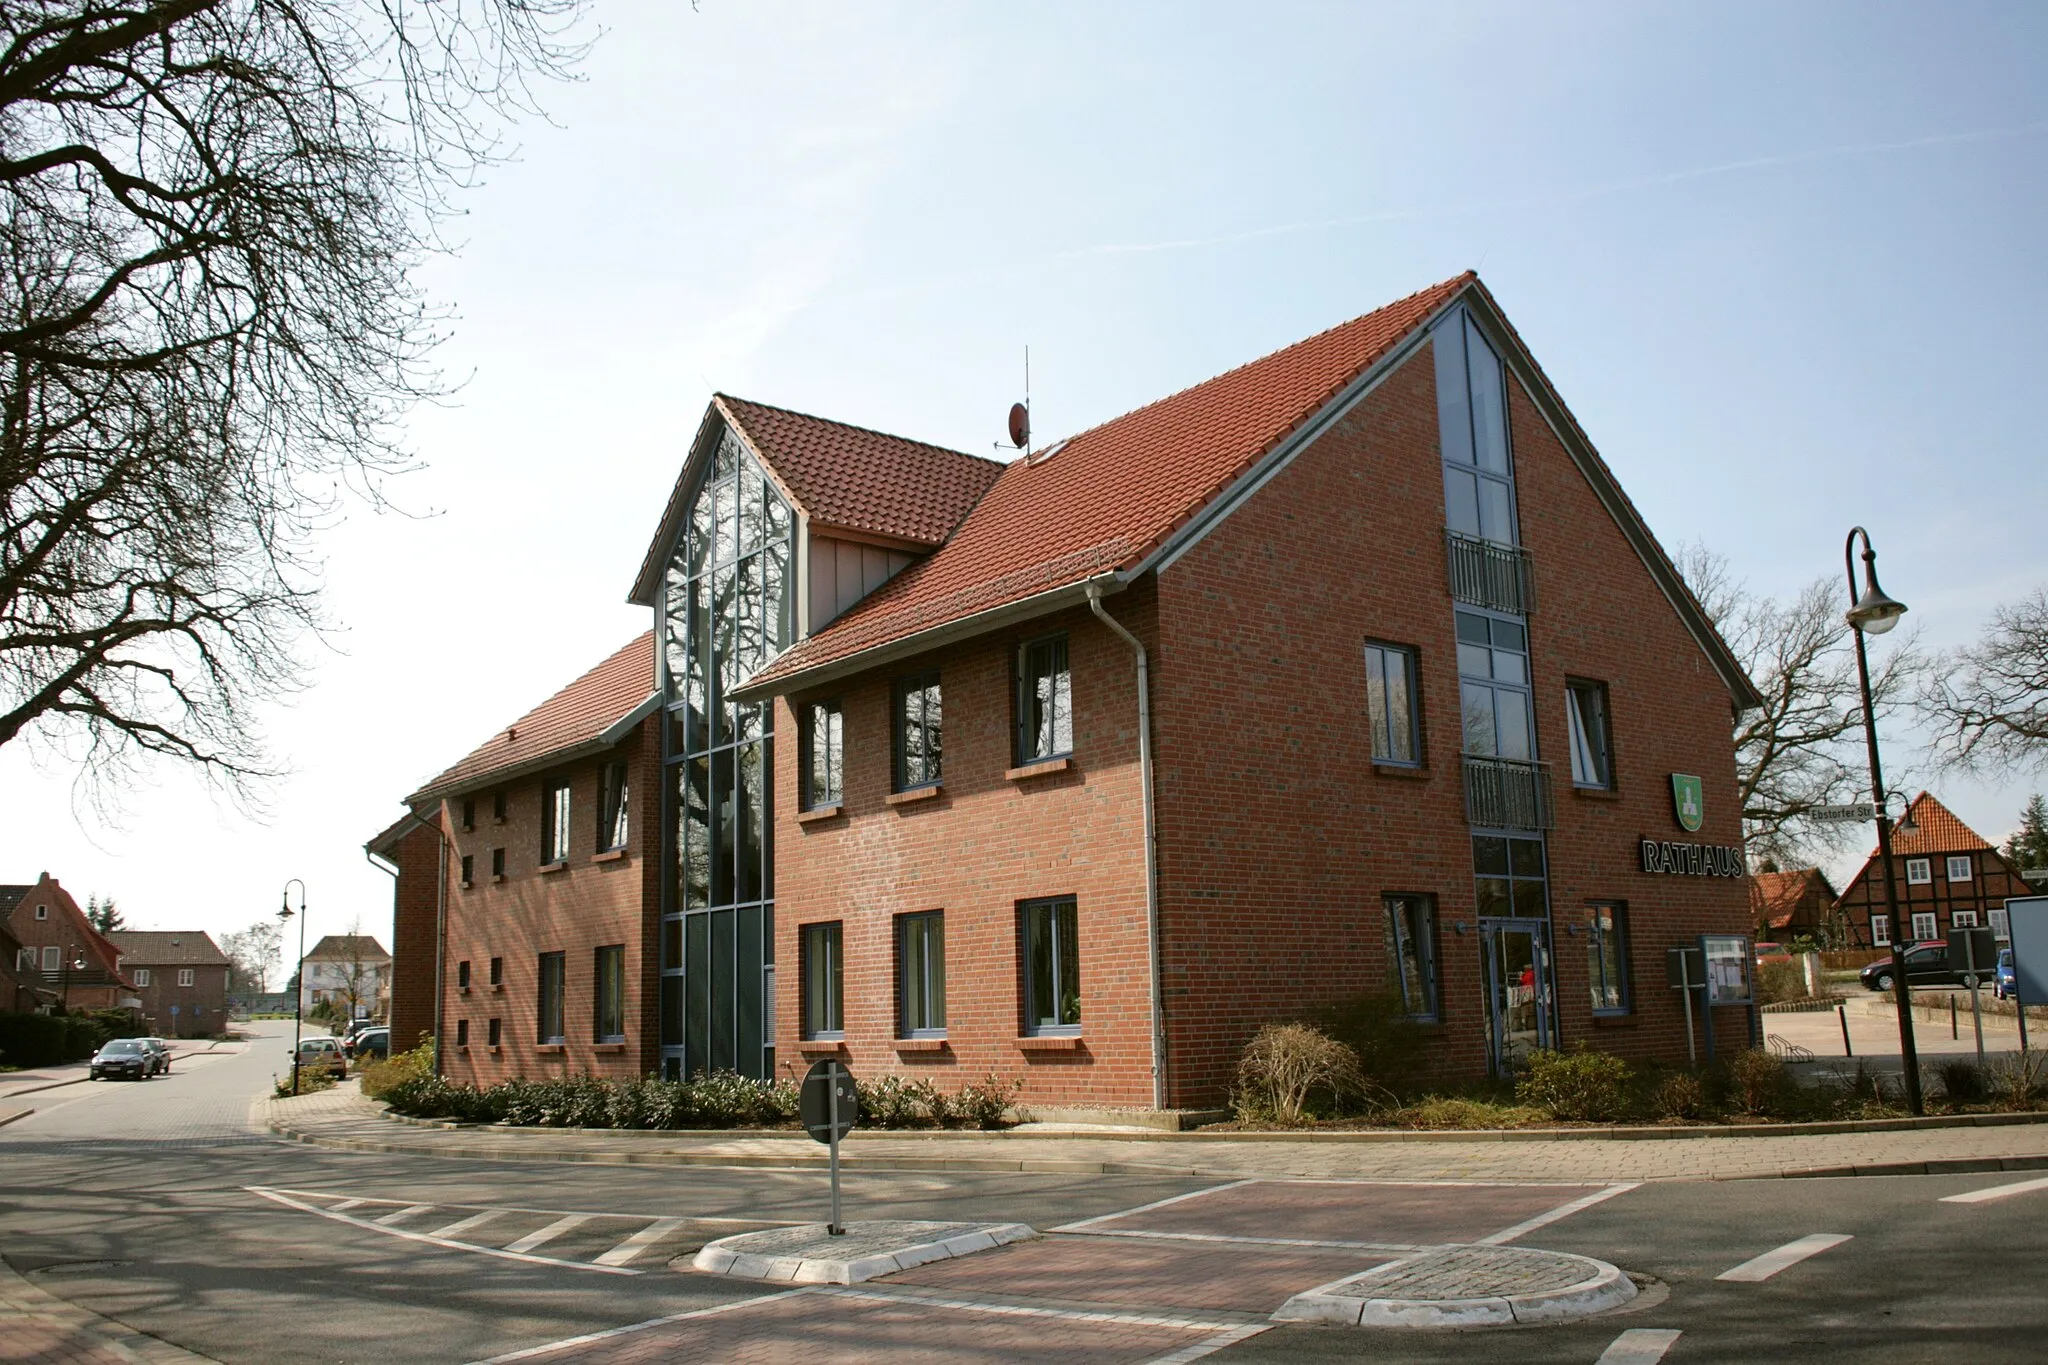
{"left": 1933, "top": 1059, "right": 1985, "bottom": 1104}
{"left": 274, "top": 1065, "right": 336, "bottom": 1097}
{"left": 858, "top": 1075, "right": 950, "bottom": 1129}
{"left": 951, "top": 1074, "right": 1022, "bottom": 1130}
{"left": 1989, "top": 1051, "right": 2048, "bottom": 1110}
{"left": 1515, "top": 1048, "right": 1634, "bottom": 1122}
{"left": 1723, "top": 1048, "right": 1791, "bottom": 1116}
{"left": 1754, "top": 961, "right": 1809, "bottom": 1005}
{"left": 360, "top": 1037, "right": 435, "bottom": 1101}
{"left": 1648, "top": 1070, "right": 1708, "bottom": 1122}
{"left": 1391, "top": 1095, "right": 1548, "bottom": 1129}
{"left": 1234, "top": 1023, "right": 1367, "bottom": 1125}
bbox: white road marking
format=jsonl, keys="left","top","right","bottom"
{"left": 329, "top": 1199, "right": 368, "bottom": 1212}
{"left": 1479, "top": 1182, "right": 1643, "bottom": 1245}
{"left": 1049, "top": 1179, "right": 1259, "bottom": 1232}
{"left": 428, "top": 1210, "right": 506, "bottom": 1239}
{"left": 503, "top": 1214, "right": 593, "bottom": 1254}
{"left": 465, "top": 1289, "right": 807, "bottom": 1364}
{"left": 374, "top": 1204, "right": 434, "bottom": 1226}
{"left": 1139, "top": 1324, "right": 1273, "bottom": 1363}
{"left": 246, "top": 1188, "right": 639, "bottom": 1276}
{"left": 1940, "top": 1175, "right": 2048, "bottom": 1204}
{"left": 1716, "top": 1233, "right": 1852, "bottom": 1282}
{"left": 1067, "top": 1227, "right": 1421, "bottom": 1252}
{"left": 1597, "top": 1328, "right": 1683, "bottom": 1363}
{"left": 593, "top": 1217, "right": 687, "bottom": 1267}
{"left": 819, "top": 1284, "right": 1241, "bottom": 1332}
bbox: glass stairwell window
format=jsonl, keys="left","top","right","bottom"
{"left": 1437, "top": 309, "right": 1533, "bottom": 615}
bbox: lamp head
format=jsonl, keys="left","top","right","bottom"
{"left": 1847, "top": 580, "right": 1908, "bottom": 635}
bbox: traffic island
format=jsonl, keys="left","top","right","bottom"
{"left": 692, "top": 1220, "right": 1036, "bottom": 1284}
{"left": 1273, "top": 1244, "right": 1636, "bottom": 1328}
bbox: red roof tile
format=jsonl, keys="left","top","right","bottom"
{"left": 741, "top": 273, "right": 1473, "bottom": 693}
{"left": 404, "top": 632, "right": 656, "bottom": 803}
{"left": 718, "top": 396, "right": 1004, "bottom": 547}
{"left": 1747, "top": 868, "right": 1836, "bottom": 932}
{"left": 1876, "top": 792, "right": 1994, "bottom": 856}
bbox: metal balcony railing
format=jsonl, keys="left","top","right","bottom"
{"left": 1445, "top": 529, "right": 1535, "bottom": 616}
{"left": 1463, "top": 755, "right": 1555, "bottom": 831}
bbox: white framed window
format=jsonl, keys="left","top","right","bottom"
{"left": 1952, "top": 910, "right": 1980, "bottom": 929}
{"left": 1871, "top": 915, "right": 1891, "bottom": 946}
{"left": 1947, "top": 856, "right": 1973, "bottom": 882}
{"left": 34, "top": 904, "right": 47, "bottom": 919}
{"left": 41, "top": 945, "right": 59, "bottom": 971}
{"left": 1911, "top": 912, "right": 1938, "bottom": 942}
{"left": 1905, "top": 858, "right": 1932, "bottom": 885}
{"left": 1991, "top": 907, "right": 2011, "bottom": 941}
{"left": 177, "top": 968, "right": 194, "bottom": 987}
{"left": 133, "top": 968, "right": 151, "bottom": 987}
{"left": 17, "top": 947, "right": 35, "bottom": 972}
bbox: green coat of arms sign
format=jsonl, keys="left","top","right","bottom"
{"left": 1671, "top": 774, "right": 1704, "bottom": 833}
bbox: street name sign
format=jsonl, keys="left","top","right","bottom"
{"left": 1811, "top": 803, "right": 1881, "bottom": 822}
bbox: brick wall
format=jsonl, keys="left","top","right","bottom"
{"left": 386, "top": 818, "right": 444, "bottom": 1052}
{"left": 127, "top": 963, "right": 230, "bottom": 1036}
{"left": 437, "top": 719, "right": 660, "bottom": 1084}
{"left": 1151, "top": 334, "right": 1750, "bottom": 1105}
{"left": 772, "top": 589, "right": 1155, "bottom": 1109}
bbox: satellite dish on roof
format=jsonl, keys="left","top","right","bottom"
{"left": 1007, "top": 402, "right": 1030, "bottom": 450}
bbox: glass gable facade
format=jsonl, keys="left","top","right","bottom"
{"left": 660, "top": 427, "right": 794, "bottom": 1079}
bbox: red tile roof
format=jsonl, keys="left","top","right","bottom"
{"left": 740, "top": 273, "right": 1474, "bottom": 693}
{"left": 1877, "top": 792, "right": 1994, "bottom": 856}
{"left": 1747, "top": 868, "right": 1836, "bottom": 932}
{"left": 404, "top": 632, "right": 656, "bottom": 804}
{"left": 718, "top": 396, "right": 1004, "bottom": 547}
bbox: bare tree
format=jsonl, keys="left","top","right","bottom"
{"left": 220, "top": 917, "right": 280, "bottom": 991}
{"left": 1923, "top": 587, "right": 2048, "bottom": 776}
{"left": 0, "top": 0, "right": 590, "bottom": 803}
{"left": 1678, "top": 543, "right": 1924, "bottom": 866}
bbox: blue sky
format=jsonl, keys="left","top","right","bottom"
{"left": 6, "top": 1, "right": 2044, "bottom": 945}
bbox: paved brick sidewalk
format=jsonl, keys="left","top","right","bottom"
{"left": 267, "top": 1085, "right": 2048, "bottom": 1182}
{"left": 0, "top": 1259, "right": 217, "bottom": 1364}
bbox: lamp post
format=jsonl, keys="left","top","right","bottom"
{"left": 1844, "top": 526, "right": 1922, "bottom": 1116}
{"left": 61, "top": 944, "right": 81, "bottom": 1009}
{"left": 279, "top": 879, "right": 307, "bottom": 1095}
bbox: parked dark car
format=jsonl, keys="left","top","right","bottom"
{"left": 89, "top": 1038, "right": 153, "bottom": 1081}
{"left": 138, "top": 1037, "right": 171, "bottom": 1075}
{"left": 1996, "top": 948, "right": 2017, "bottom": 1001}
{"left": 1861, "top": 941, "right": 1994, "bottom": 992}
{"left": 345, "top": 1027, "right": 389, "bottom": 1061}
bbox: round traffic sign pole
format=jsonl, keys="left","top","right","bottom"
{"left": 801, "top": 1058, "right": 859, "bottom": 1235}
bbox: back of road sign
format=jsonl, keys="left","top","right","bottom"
{"left": 2004, "top": 897, "right": 2048, "bottom": 1006}
{"left": 801, "top": 1058, "right": 859, "bottom": 1145}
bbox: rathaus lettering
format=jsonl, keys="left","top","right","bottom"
{"left": 1638, "top": 838, "right": 1744, "bottom": 878}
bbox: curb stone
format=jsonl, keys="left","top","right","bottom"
{"left": 694, "top": 1221, "right": 1036, "bottom": 1284}
{"left": 0, "top": 1257, "right": 221, "bottom": 1363}
{"left": 0, "top": 1106, "right": 32, "bottom": 1128}
{"left": 1273, "top": 1245, "right": 1635, "bottom": 1328}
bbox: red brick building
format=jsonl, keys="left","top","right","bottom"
{"left": 1835, "top": 793, "right": 2034, "bottom": 948}
{"left": 380, "top": 272, "right": 1761, "bottom": 1113}
{"left": 0, "top": 875, "right": 132, "bottom": 1012}
{"left": 107, "top": 931, "right": 231, "bottom": 1037}
{"left": 371, "top": 635, "right": 662, "bottom": 1083}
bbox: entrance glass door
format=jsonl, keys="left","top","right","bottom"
{"left": 1480, "top": 919, "right": 1555, "bottom": 1075}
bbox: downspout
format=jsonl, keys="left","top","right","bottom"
{"left": 364, "top": 806, "right": 450, "bottom": 1076}
{"left": 1086, "top": 583, "right": 1167, "bottom": 1112}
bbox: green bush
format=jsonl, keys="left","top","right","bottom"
{"left": 360, "top": 1037, "right": 435, "bottom": 1101}
{"left": 1755, "top": 961, "right": 1809, "bottom": 1005}
{"left": 274, "top": 1065, "right": 336, "bottom": 1097}
{"left": 950, "top": 1074, "right": 1023, "bottom": 1130}
{"left": 1516, "top": 1047, "right": 1635, "bottom": 1122}
{"left": 1390, "top": 1095, "right": 1549, "bottom": 1129}
{"left": 857, "top": 1074, "right": 949, "bottom": 1129}
{"left": 1648, "top": 1070, "right": 1708, "bottom": 1121}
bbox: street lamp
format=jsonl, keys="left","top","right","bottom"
{"left": 1844, "top": 526, "right": 1922, "bottom": 1116}
{"left": 279, "top": 879, "right": 307, "bottom": 1095}
{"left": 60, "top": 944, "right": 83, "bottom": 1009}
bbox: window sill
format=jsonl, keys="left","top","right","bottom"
{"left": 536, "top": 1043, "right": 565, "bottom": 1054}
{"left": 459, "top": 880, "right": 474, "bottom": 890}
{"left": 491, "top": 874, "right": 505, "bottom": 884}
{"left": 458, "top": 986, "right": 471, "bottom": 996}
{"left": 1570, "top": 785, "right": 1622, "bottom": 801}
{"left": 488, "top": 1045, "right": 502, "bottom": 1055}
{"left": 492, "top": 817, "right": 507, "bottom": 826}
{"left": 1016, "top": 1035, "right": 1084, "bottom": 1052}
{"left": 491, "top": 983, "right": 505, "bottom": 994}
{"left": 592, "top": 848, "right": 628, "bottom": 864}
{"left": 886, "top": 785, "right": 942, "bottom": 807}
{"left": 796, "top": 804, "right": 844, "bottom": 824}
{"left": 798, "top": 1039, "right": 847, "bottom": 1054}
{"left": 1372, "top": 763, "right": 1429, "bottom": 780}
{"left": 539, "top": 860, "right": 569, "bottom": 875}
{"left": 593, "top": 1042, "right": 626, "bottom": 1053}
{"left": 455, "top": 1045, "right": 469, "bottom": 1054}
{"left": 1006, "top": 756, "right": 1071, "bottom": 781}
{"left": 893, "top": 1037, "right": 948, "bottom": 1052}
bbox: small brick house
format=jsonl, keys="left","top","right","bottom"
{"left": 379, "top": 271, "right": 1762, "bottom": 1114}
{"left": 107, "top": 931, "right": 231, "bottom": 1037}
{"left": 1835, "top": 793, "right": 2034, "bottom": 948}
{"left": 0, "top": 875, "right": 132, "bottom": 1012}
{"left": 1747, "top": 868, "right": 1839, "bottom": 943}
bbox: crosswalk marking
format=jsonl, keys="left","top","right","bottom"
{"left": 246, "top": 1188, "right": 640, "bottom": 1276}
{"left": 1597, "top": 1328, "right": 1682, "bottom": 1363}
{"left": 594, "top": 1218, "right": 688, "bottom": 1267}
{"left": 375, "top": 1204, "right": 434, "bottom": 1226}
{"left": 1940, "top": 1175, "right": 2048, "bottom": 1204}
{"left": 428, "top": 1209, "right": 507, "bottom": 1239}
{"left": 503, "top": 1214, "right": 593, "bottom": 1254}
{"left": 1716, "top": 1233, "right": 1852, "bottom": 1282}
{"left": 330, "top": 1198, "right": 367, "bottom": 1212}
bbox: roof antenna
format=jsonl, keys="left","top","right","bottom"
{"left": 1000, "top": 345, "right": 1030, "bottom": 453}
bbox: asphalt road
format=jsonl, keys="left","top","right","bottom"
{"left": 4, "top": 1019, "right": 2045, "bottom": 1363}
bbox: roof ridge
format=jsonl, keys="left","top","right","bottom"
{"left": 716, "top": 393, "right": 1006, "bottom": 471}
